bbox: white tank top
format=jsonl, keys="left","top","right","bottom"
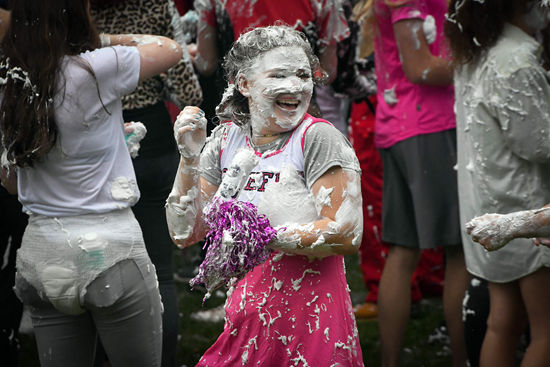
{"left": 219, "top": 115, "right": 332, "bottom": 226}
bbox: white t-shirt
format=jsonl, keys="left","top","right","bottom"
{"left": 17, "top": 46, "right": 141, "bottom": 216}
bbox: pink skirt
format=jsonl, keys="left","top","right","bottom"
{"left": 197, "top": 252, "right": 364, "bottom": 366}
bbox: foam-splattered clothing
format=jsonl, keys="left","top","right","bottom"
{"left": 13, "top": 46, "right": 154, "bottom": 315}
{"left": 454, "top": 23, "right": 550, "bottom": 282}
{"left": 198, "top": 115, "right": 363, "bottom": 366}
{"left": 373, "top": 0, "right": 455, "bottom": 148}
{"left": 17, "top": 46, "right": 141, "bottom": 217}
{"left": 197, "top": 253, "right": 361, "bottom": 366}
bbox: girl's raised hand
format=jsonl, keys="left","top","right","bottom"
{"left": 174, "top": 106, "right": 207, "bottom": 159}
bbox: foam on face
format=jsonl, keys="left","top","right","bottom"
{"left": 244, "top": 46, "right": 313, "bottom": 135}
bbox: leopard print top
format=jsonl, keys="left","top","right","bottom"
{"left": 91, "top": 0, "right": 203, "bottom": 110}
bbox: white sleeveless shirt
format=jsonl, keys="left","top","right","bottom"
{"left": 219, "top": 115, "right": 332, "bottom": 226}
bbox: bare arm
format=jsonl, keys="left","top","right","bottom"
{"left": 0, "top": 8, "right": 10, "bottom": 40}
{"left": 191, "top": 21, "right": 219, "bottom": 76}
{"left": 393, "top": 18, "right": 453, "bottom": 86}
{"left": 101, "top": 34, "right": 183, "bottom": 82}
{"left": 319, "top": 42, "right": 338, "bottom": 84}
{"left": 270, "top": 166, "right": 363, "bottom": 258}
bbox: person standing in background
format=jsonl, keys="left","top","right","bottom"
{"left": 90, "top": 1, "right": 202, "bottom": 366}
{"left": 349, "top": 1, "right": 446, "bottom": 321}
{"left": 349, "top": 97, "right": 446, "bottom": 319}
{"left": 447, "top": 1, "right": 550, "bottom": 365}
{"left": 372, "top": 0, "right": 469, "bottom": 366}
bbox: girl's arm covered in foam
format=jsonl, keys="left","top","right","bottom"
{"left": 165, "top": 106, "right": 217, "bottom": 248}
{"left": 270, "top": 166, "right": 363, "bottom": 258}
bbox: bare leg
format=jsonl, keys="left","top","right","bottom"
{"left": 378, "top": 245, "right": 420, "bottom": 367}
{"left": 443, "top": 245, "right": 470, "bottom": 367}
{"left": 480, "top": 281, "right": 526, "bottom": 367}
{"left": 519, "top": 267, "right": 550, "bottom": 367}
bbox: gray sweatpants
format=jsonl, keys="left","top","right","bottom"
{"left": 16, "top": 259, "right": 163, "bottom": 367}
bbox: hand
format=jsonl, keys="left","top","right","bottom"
{"left": 174, "top": 106, "right": 207, "bottom": 159}
{"left": 465, "top": 213, "right": 514, "bottom": 251}
{"left": 123, "top": 122, "right": 134, "bottom": 136}
{"left": 534, "top": 237, "right": 550, "bottom": 248}
{"left": 187, "top": 43, "right": 198, "bottom": 59}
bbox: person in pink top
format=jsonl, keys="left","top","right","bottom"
{"left": 166, "top": 25, "right": 364, "bottom": 366}
{"left": 372, "top": 1, "right": 470, "bottom": 366}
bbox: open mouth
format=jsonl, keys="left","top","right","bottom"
{"left": 276, "top": 100, "right": 300, "bottom": 111}
{"left": 276, "top": 97, "right": 300, "bottom": 111}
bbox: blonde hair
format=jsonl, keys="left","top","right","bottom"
{"left": 351, "top": 0, "right": 376, "bottom": 58}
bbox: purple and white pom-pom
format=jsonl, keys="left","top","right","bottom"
{"left": 190, "top": 197, "right": 277, "bottom": 301}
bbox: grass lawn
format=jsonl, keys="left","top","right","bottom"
{"left": 18, "top": 251, "right": 453, "bottom": 367}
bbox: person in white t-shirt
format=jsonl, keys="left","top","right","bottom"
{"left": 0, "top": 1, "right": 182, "bottom": 366}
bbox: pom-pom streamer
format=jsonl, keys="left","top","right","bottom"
{"left": 190, "top": 197, "right": 277, "bottom": 302}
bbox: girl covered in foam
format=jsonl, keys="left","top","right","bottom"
{"left": 166, "top": 25, "right": 364, "bottom": 366}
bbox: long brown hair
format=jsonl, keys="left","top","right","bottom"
{"left": 0, "top": 0, "right": 100, "bottom": 167}
{"left": 445, "top": 0, "right": 530, "bottom": 66}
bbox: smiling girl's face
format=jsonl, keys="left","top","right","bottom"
{"left": 239, "top": 46, "right": 313, "bottom": 136}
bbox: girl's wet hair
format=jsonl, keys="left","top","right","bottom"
{"left": 445, "top": 0, "right": 531, "bottom": 66}
{"left": 216, "top": 25, "right": 325, "bottom": 127}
